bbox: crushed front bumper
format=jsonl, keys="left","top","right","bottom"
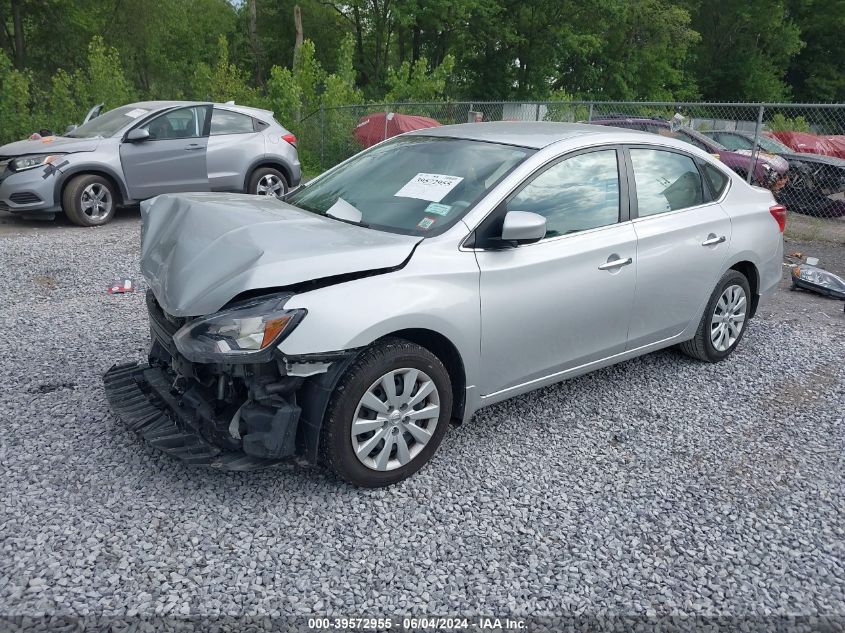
{"left": 103, "top": 290, "right": 357, "bottom": 471}
{"left": 104, "top": 362, "right": 285, "bottom": 471}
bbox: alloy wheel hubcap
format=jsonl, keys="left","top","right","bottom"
{"left": 80, "top": 183, "right": 112, "bottom": 219}
{"left": 256, "top": 174, "right": 284, "bottom": 198}
{"left": 351, "top": 368, "right": 440, "bottom": 471}
{"left": 710, "top": 284, "right": 747, "bottom": 352}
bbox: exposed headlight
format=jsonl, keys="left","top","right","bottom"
{"left": 10, "top": 154, "right": 65, "bottom": 171}
{"left": 173, "top": 294, "right": 306, "bottom": 363}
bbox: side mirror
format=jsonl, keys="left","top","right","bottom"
{"left": 125, "top": 128, "right": 150, "bottom": 143}
{"left": 500, "top": 210, "right": 546, "bottom": 245}
{"left": 64, "top": 124, "right": 78, "bottom": 134}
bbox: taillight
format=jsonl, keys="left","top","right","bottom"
{"left": 769, "top": 204, "right": 787, "bottom": 232}
{"left": 282, "top": 133, "right": 297, "bottom": 147}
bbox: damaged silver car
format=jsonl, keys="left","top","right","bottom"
{"left": 104, "top": 122, "right": 784, "bottom": 487}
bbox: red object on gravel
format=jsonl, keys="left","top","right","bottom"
{"left": 108, "top": 279, "right": 135, "bottom": 294}
{"left": 354, "top": 112, "right": 441, "bottom": 148}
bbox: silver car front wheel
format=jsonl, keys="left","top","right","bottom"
{"left": 320, "top": 338, "right": 453, "bottom": 487}
{"left": 62, "top": 173, "right": 118, "bottom": 227}
{"left": 80, "top": 183, "right": 113, "bottom": 221}
{"left": 351, "top": 368, "right": 441, "bottom": 472}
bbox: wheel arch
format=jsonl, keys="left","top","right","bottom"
{"left": 728, "top": 259, "right": 760, "bottom": 317}
{"left": 296, "top": 328, "right": 468, "bottom": 464}
{"left": 55, "top": 165, "right": 128, "bottom": 207}
{"left": 377, "top": 328, "right": 467, "bottom": 424}
{"left": 244, "top": 159, "right": 293, "bottom": 193}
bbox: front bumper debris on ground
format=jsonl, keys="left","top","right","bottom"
{"left": 103, "top": 362, "right": 284, "bottom": 471}
{"left": 102, "top": 290, "right": 352, "bottom": 470}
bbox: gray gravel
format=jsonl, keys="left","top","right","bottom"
{"left": 0, "top": 216, "right": 843, "bottom": 623}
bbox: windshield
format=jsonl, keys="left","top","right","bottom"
{"left": 712, "top": 133, "right": 755, "bottom": 151}
{"left": 65, "top": 105, "right": 151, "bottom": 138}
{"left": 287, "top": 136, "right": 533, "bottom": 236}
{"left": 710, "top": 132, "right": 791, "bottom": 154}
{"left": 757, "top": 135, "right": 793, "bottom": 154}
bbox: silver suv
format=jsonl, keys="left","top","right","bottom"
{"left": 0, "top": 101, "right": 301, "bottom": 226}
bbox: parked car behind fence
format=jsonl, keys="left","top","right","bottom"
{"left": 704, "top": 129, "right": 845, "bottom": 218}
{"left": 298, "top": 101, "right": 845, "bottom": 221}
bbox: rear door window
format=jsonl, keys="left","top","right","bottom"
{"left": 629, "top": 148, "right": 705, "bottom": 217}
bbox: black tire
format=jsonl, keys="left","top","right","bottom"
{"left": 320, "top": 338, "right": 453, "bottom": 487}
{"left": 679, "top": 269, "right": 752, "bottom": 362}
{"left": 62, "top": 174, "right": 118, "bottom": 227}
{"left": 248, "top": 167, "right": 288, "bottom": 198}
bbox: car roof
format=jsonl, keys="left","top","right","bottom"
{"left": 404, "top": 121, "right": 626, "bottom": 149}
{"left": 591, "top": 116, "right": 669, "bottom": 126}
{"left": 116, "top": 101, "right": 276, "bottom": 121}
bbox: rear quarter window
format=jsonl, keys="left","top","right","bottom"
{"left": 211, "top": 109, "right": 256, "bottom": 135}
{"left": 702, "top": 162, "right": 730, "bottom": 197}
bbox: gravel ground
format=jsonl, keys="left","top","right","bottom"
{"left": 0, "top": 213, "right": 843, "bottom": 626}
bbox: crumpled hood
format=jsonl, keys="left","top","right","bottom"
{"left": 0, "top": 136, "right": 100, "bottom": 156}
{"left": 140, "top": 192, "right": 422, "bottom": 317}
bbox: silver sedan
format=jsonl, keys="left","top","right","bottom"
{"left": 105, "top": 122, "right": 784, "bottom": 487}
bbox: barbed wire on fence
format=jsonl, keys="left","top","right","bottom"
{"left": 294, "top": 100, "right": 845, "bottom": 221}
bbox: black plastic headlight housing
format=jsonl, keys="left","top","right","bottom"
{"left": 173, "top": 293, "right": 306, "bottom": 363}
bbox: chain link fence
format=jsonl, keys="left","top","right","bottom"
{"left": 298, "top": 101, "right": 845, "bottom": 224}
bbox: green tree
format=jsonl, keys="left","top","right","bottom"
{"left": 786, "top": 0, "right": 845, "bottom": 102}
{"left": 44, "top": 69, "right": 80, "bottom": 133}
{"left": 0, "top": 50, "right": 32, "bottom": 142}
{"left": 385, "top": 54, "right": 455, "bottom": 102}
{"left": 193, "top": 35, "right": 258, "bottom": 104}
{"left": 687, "top": 0, "right": 802, "bottom": 101}
{"left": 767, "top": 113, "right": 810, "bottom": 132}
{"left": 74, "top": 36, "right": 133, "bottom": 110}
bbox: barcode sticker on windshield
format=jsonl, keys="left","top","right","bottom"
{"left": 124, "top": 108, "right": 149, "bottom": 118}
{"left": 395, "top": 173, "right": 463, "bottom": 202}
{"left": 424, "top": 203, "right": 451, "bottom": 216}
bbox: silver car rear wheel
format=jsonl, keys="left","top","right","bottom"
{"left": 256, "top": 173, "right": 284, "bottom": 197}
{"left": 710, "top": 284, "right": 747, "bottom": 352}
{"left": 679, "top": 269, "right": 751, "bottom": 362}
{"left": 351, "top": 368, "right": 440, "bottom": 472}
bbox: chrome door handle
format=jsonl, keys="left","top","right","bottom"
{"left": 702, "top": 235, "right": 726, "bottom": 246}
{"left": 598, "top": 257, "right": 633, "bottom": 271}
{"left": 185, "top": 145, "right": 204, "bottom": 151}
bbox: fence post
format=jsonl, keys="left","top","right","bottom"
{"left": 383, "top": 104, "right": 390, "bottom": 141}
{"left": 535, "top": 103, "right": 540, "bottom": 122}
{"left": 319, "top": 105, "right": 325, "bottom": 172}
{"left": 748, "top": 104, "right": 765, "bottom": 185}
{"left": 588, "top": 102, "right": 594, "bottom": 122}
